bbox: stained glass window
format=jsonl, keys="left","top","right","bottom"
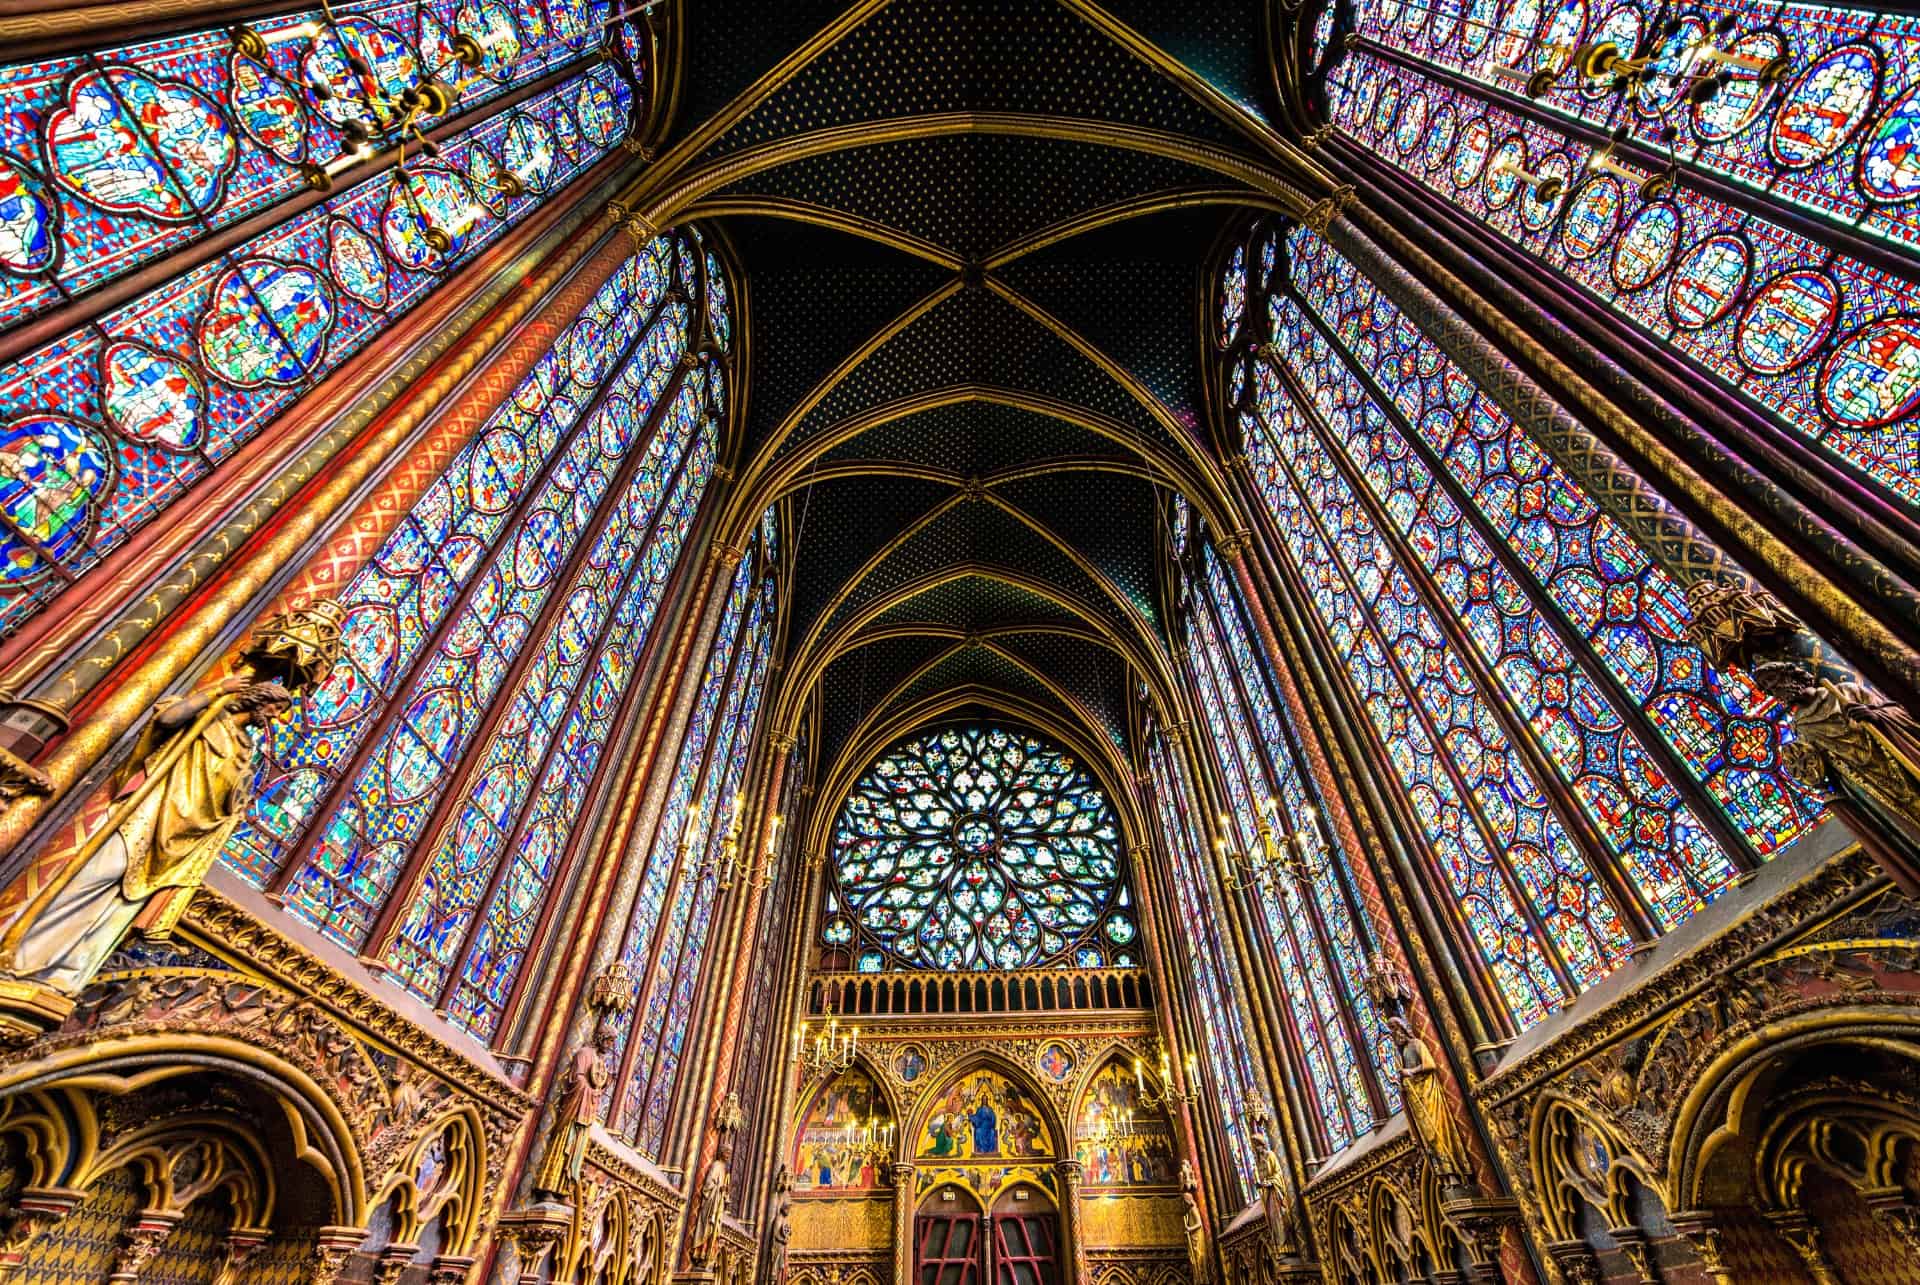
{"left": 1319, "top": 3, "right": 1920, "bottom": 511}
{"left": 1182, "top": 539, "right": 1397, "bottom": 1151}
{"left": 826, "top": 724, "right": 1137, "bottom": 972}
{"left": 220, "top": 230, "right": 723, "bottom": 1043}
{"left": 587, "top": 511, "right": 777, "bottom": 1158}
{"left": 0, "top": 0, "right": 650, "bottom": 637}
{"left": 1218, "top": 221, "right": 1827, "bottom": 1030}
{"left": 1147, "top": 731, "right": 1265, "bottom": 1199}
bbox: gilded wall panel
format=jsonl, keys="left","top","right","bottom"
{"left": 791, "top": 1197, "right": 892, "bottom": 1251}
{"left": 1078, "top": 1194, "right": 1184, "bottom": 1248}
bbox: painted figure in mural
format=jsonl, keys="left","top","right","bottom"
{"left": 2, "top": 602, "right": 344, "bottom": 995}
{"left": 969, "top": 1080, "right": 1000, "bottom": 1154}
{"left": 1386, "top": 1015, "right": 1474, "bottom": 1193}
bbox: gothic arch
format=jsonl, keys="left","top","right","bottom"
{"left": 908, "top": 1050, "right": 1070, "bottom": 1164}
{"left": 0, "top": 1031, "right": 369, "bottom": 1226}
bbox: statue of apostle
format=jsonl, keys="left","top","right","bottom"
{"left": 1180, "top": 1160, "right": 1210, "bottom": 1284}
{"left": 1, "top": 602, "right": 343, "bottom": 997}
{"left": 1387, "top": 1015, "right": 1475, "bottom": 1193}
{"left": 531, "top": 963, "right": 634, "bottom": 1202}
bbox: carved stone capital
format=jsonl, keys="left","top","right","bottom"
{"left": 1439, "top": 1195, "right": 1518, "bottom": 1275}
{"left": 1605, "top": 1226, "right": 1657, "bottom": 1283}
{"left": 1766, "top": 1213, "right": 1842, "bottom": 1285}
{"left": 0, "top": 1188, "right": 84, "bottom": 1275}
{"left": 371, "top": 1243, "right": 420, "bottom": 1285}
{"left": 1543, "top": 1239, "right": 1602, "bottom": 1285}
{"left": 427, "top": 1253, "right": 476, "bottom": 1284}
{"left": 309, "top": 1225, "right": 367, "bottom": 1285}
{"left": 1667, "top": 1212, "right": 1733, "bottom": 1285}
{"left": 110, "top": 1210, "right": 183, "bottom": 1283}
{"left": 214, "top": 1229, "right": 271, "bottom": 1285}
{"left": 1301, "top": 185, "right": 1356, "bottom": 236}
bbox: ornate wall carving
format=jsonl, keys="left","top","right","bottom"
{"left": 0, "top": 891, "right": 537, "bottom": 1282}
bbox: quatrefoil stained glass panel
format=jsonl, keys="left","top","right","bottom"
{"left": 829, "top": 725, "right": 1135, "bottom": 971}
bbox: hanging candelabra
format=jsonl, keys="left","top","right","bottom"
{"left": 697, "top": 799, "right": 778, "bottom": 892}
{"left": 844, "top": 1114, "right": 897, "bottom": 1164}
{"left": 795, "top": 1016, "right": 859, "bottom": 1077}
{"left": 1217, "top": 798, "right": 1321, "bottom": 893}
{"left": 1493, "top": 17, "right": 1791, "bottom": 108}
{"left": 1134, "top": 1043, "right": 1197, "bottom": 1111}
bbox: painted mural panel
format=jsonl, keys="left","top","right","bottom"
{"left": 793, "top": 1066, "right": 891, "bottom": 1194}
{"left": 917, "top": 1068, "right": 1054, "bottom": 1162}
{"left": 1073, "top": 1061, "right": 1178, "bottom": 1190}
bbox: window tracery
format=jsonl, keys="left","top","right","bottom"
{"left": 0, "top": 0, "right": 652, "bottom": 637}
{"left": 220, "top": 229, "right": 723, "bottom": 1043}
{"left": 1315, "top": 0, "right": 1920, "bottom": 510}
{"left": 1217, "top": 218, "right": 1827, "bottom": 1030}
{"left": 1177, "top": 524, "right": 1398, "bottom": 1151}
{"left": 603, "top": 505, "right": 777, "bottom": 1158}
{"left": 826, "top": 725, "right": 1137, "bottom": 973}
{"left": 1146, "top": 730, "right": 1264, "bottom": 1201}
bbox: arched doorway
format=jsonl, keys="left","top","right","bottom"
{"left": 912, "top": 1182, "right": 1063, "bottom": 1285}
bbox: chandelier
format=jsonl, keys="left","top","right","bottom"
{"left": 1134, "top": 1043, "right": 1197, "bottom": 1111}
{"left": 1217, "top": 797, "right": 1321, "bottom": 894}
{"left": 795, "top": 1017, "right": 859, "bottom": 1077}
{"left": 697, "top": 798, "right": 778, "bottom": 892}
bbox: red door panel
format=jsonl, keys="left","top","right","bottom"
{"left": 991, "top": 1212, "right": 1059, "bottom": 1285}
{"left": 916, "top": 1211, "right": 982, "bottom": 1285}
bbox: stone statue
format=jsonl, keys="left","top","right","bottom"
{"left": 1387, "top": 1015, "right": 1474, "bottom": 1192}
{"left": 1248, "top": 1111, "right": 1292, "bottom": 1254}
{"left": 769, "top": 1165, "right": 794, "bottom": 1285}
{"left": 1754, "top": 661, "right": 1920, "bottom": 829}
{"left": 690, "top": 1132, "right": 732, "bottom": 1267}
{"left": 531, "top": 1021, "right": 615, "bottom": 1200}
{"left": 691, "top": 1093, "right": 744, "bottom": 1268}
{"left": 531, "top": 963, "right": 633, "bottom": 1202}
{"left": 0, "top": 602, "right": 343, "bottom": 996}
{"left": 1180, "top": 1160, "right": 1209, "bottom": 1284}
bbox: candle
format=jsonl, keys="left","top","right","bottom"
{"left": 1134, "top": 1058, "right": 1144, "bottom": 1091}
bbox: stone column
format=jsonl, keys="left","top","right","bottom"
{"left": 890, "top": 1163, "right": 916, "bottom": 1285}
{"left": 1055, "top": 1159, "right": 1086, "bottom": 1285}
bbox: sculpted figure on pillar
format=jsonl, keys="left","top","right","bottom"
{"left": 1387, "top": 1016, "right": 1475, "bottom": 1195}
{"left": 1248, "top": 1109, "right": 1293, "bottom": 1255}
{"left": 0, "top": 601, "right": 344, "bottom": 1007}
{"left": 531, "top": 963, "right": 635, "bottom": 1202}
{"left": 691, "top": 1093, "right": 744, "bottom": 1267}
{"left": 768, "top": 1165, "right": 794, "bottom": 1285}
{"left": 1181, "top": 1159, "right": 1210, "bottom": 1284}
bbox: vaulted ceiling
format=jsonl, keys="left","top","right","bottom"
{"left": 628, "top": 0, "right": 1329, "bottom": 811}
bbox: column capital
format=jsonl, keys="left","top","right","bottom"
{"left": 1214, "top": 530, "right": 1254, "bottom": 560}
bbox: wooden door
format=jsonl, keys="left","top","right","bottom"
{"left": 989, "top": 1197, "right": 1059, "bottom": 1285}
{"left": 915, "top": 1205, "right": 983, "bottom": 1285}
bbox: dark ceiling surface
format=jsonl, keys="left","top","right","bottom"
{"left": 666, "top": 0, "right": 1288, "bottom": 789}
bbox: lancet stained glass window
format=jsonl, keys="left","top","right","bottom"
{"left": 0, "top": 0, "right": 650, "bottom": 637}
{"left": 600, "top": 508, "right": 778, "bottom": 1158}
{"left": 1147, "top": 731, "right": 1263, "bottom": 1201}
{"left": 219, "top": 230, "right": 724, "bottom": 1043}
{"left": 1218, "top": 220, "right": 1828, "bottom": 1030}
{"left": 828, "top": 724, "right": 1137, "bottom": 972}
{"left": 1181, "top": 536, "right": 1397, "bottom": 1150}
{"left": 1316, "top": 0, "right": 1920, "bottom": 510}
